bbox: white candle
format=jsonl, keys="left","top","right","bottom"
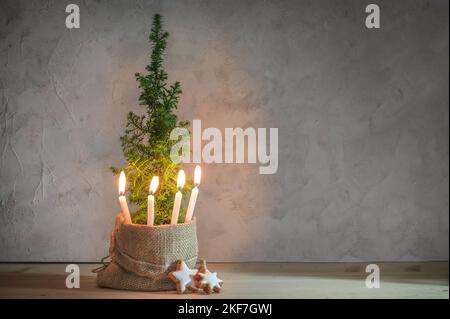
{"left": 147, "top": 176, "right": 159, "bottom": 226}
{"left": 185, "top": 165, "right": 201, "bottom": 223}
{"left": 118, "top": 171, "right": 132, "bottom": 224}
{"left": 171, "top": 170, "right": 186, "bottom": 225}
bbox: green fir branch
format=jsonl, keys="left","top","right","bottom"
{"left": 113, "top": 14, "right": 191, "bottom": 224}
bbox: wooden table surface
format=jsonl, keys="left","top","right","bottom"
{"left": 0, "top": 262, "right": 448, "bottom": 299}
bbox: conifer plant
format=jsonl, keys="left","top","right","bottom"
{"left": 111, "top": 14, "right": 191, "bottom": 225}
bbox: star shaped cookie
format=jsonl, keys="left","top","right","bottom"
{"left": 199, "top": 272, "right": 223, "bottom": 294}
{"left": 168, "top": 260, "right": 198, "bottom": 293}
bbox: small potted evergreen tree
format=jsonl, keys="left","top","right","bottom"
{"left": 111, "top": 13, "right": 191, "bottom": 225}
{"left": 97, "top": 14, "right": 198, "bottom": 292}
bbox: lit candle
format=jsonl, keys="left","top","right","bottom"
{"left": 147, "top": 176, "right": 159, "bottom": 226}
{"left": 185, "top": 165, "right": 201, "bottom": 223}
{"left": 118, "top": 171, "right": 132, "bottom": 224}
{"left": 171, "top": 170, "right": 186, "bottom": 225}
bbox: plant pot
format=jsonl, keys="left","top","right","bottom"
{"left": 96, "top": 213, "right": 198, "bottom": 291}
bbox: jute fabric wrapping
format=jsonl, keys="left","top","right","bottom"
{"left": 96, "top": 214, "right": 198, "bottom": 291}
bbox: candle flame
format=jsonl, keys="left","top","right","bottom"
{"left": 149, "top": 176, "right": 159, "bottom": 194}
{"left": 119, "top": 171, "right": 126, "bottom": 195}
{"left": 177, "top": 170, "right": 186, "bottom": 190}
{"left": 194, "top": 165, "right": 201, "bottom": 186}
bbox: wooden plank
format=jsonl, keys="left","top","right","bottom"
{"left": 0, "top": 262, "right": 448, "bottom": 299}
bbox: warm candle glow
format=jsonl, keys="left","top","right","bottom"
{"left": 147, "top": 176, "right": 158, "bottom": 226}
{"left": 119, "top": 171, "right": 126, "bottom": 195}
{"left": 149, "top": 176, "right": 159, "bottom": 194}
{"left": 118, "top": 170, "right": 131, "bottom": 224}
{"left": 194, "top": 165, "right": 201, "bottom": 186}
{"left": 171, "top": 170, "right": 185, "bottom": 225}
{"left": 184, "top": 165, "right": 201, "bottom": 223}
{"left": 177, "top": 170, "right": 186, "bottom": 190}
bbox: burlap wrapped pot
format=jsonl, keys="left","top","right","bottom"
{"left": 96, "top": 213, "right": 198, "bottom": 291}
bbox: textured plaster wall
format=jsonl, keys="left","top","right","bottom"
{"left": 0, "top": 0, "right": 448, "bottom": 262}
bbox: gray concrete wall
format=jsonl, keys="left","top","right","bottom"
{"left": 0, "top": 0, "right": 448, "bottom": 262}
